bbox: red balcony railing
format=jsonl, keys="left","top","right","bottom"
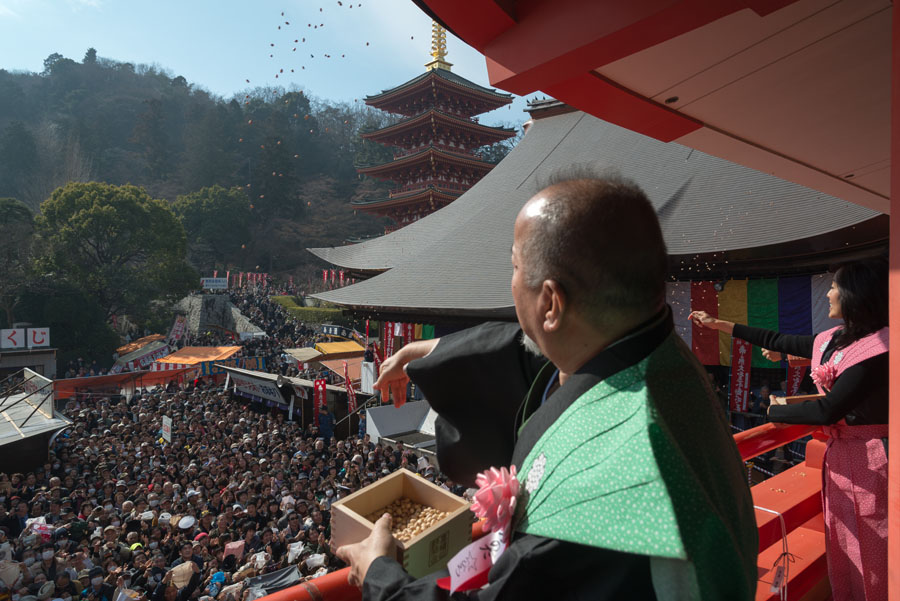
{"left": 260, "top": 423, "right": 831, "bottom": 601}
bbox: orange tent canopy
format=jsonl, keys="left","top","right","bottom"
{"left": 116, "top": 334, "right": 166, "bottom": 356}
{"left": 155, "top": 346, "right": 241, "bottom": 365}
{"left": 320, "top": 357, "right": 362, "bottom": 382}
{"left": 54, "top": 369, "right": 192, "bottom": 399}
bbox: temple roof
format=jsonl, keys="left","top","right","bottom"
{"left": 357, "top": 146, "right": 496, "bottom": 177}
{"left": 362, "top": 109, "right": 516, "bottom": 146}
{"left": 307, "top": 107, "right": 882, "bottom": 316}
{"left": 365, "top": 68, "right": 513, "bottom": 111}
{"left": 352, "top": 186, "right": 461, "bottom": 209}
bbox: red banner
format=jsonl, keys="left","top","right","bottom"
{"left": 239, "top": 272, "right": 244, "bottom": 287}
{"left": 339, "top": 270, "right": 345, "bottom": 287}
{"left": 729, "top": 338, "right": 752, "bottom": 412}
{"left": 313, "top": 378, "right": 327, "bottom": 427}
{"left": 365, "top": 319, "right": 370, "bottom": 344}
{"left": 787, "top": 365, "right": 807, "bottom": 396}
{"left": 404, "top": 322, "right": 415, "bottom": 342}
{"left": 372, "top": 341, "right": 382, "bottom": 377}
{"left": 322, "top": 270, "right": 328, "bottom": 285}
{"left": 343, "top": 360, "right": 357, "bottom": 413}
{"left": 330, "top": 269, "right": 336, "bottom": 285}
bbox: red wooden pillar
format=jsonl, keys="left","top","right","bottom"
{"left": 890, "top": 3, "right": 900, "bottom": 599}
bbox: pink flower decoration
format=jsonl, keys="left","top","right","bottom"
{"left": 471, "top": 466, "right": 519, "bottom": 536}
{"left": 811, "top": 362, "right": 837, "bottom": 392}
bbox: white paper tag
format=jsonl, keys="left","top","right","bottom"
{"left": 447, "top": 529, "right": 507, "bottom": 594}
{"left": 769, "top": 565, "right": 785, "bottom": 593}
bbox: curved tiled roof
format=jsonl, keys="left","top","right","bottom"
{"left": 361, "top": 109, "right": 516, "bottom": 144}
{"left": 365, "top": 68, "right": 513, "bottom": 105}
{"left": 308, "top": 110, "right": 879, "bottom": 313}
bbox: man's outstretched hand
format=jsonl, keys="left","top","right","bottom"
{"left": 335, "top": 513, "right": 395, "bottom": 588}
{"left": 372, "top": 339, "right": 439, "bottom": 406}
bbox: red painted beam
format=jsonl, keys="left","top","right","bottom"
{"left": 419, "top": 0, "right": 516, "bottom": 52}
{"left": 733, "top": 422, "right": 820, "bottom": 462}
{"left": 543, "top": 71, "right": 703, "bottom": 142}
{"left": 889, "top": 2, "right": 900, "bottom": 599}
{"left": 484, "top": 0, "right": 743, "bottom": 95}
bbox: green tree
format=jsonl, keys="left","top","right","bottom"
{"left": 17, "top": 280, "right": 119, "bottom": 371}
{"left": 0, "top": 198, "right": 35, "bottom": 326}
{"left": 35, "top": 181, "right": 197, "bottom": 320}
{"left": 83, "top": 48, "right": 98, "bottom": 65}
{"left": 173, "top": 185, "right": 251, "bottom": 270}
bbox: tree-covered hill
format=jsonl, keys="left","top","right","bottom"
{"left": 0, "top": 49, "right": 411, "bottom": 277}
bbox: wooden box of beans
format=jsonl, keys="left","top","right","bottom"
{"left": 331, "top": 468, "right": 472, "bottom": 578}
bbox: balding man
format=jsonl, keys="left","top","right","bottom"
{"left": 339, "top": 172, "right": 757, "bottom": 600}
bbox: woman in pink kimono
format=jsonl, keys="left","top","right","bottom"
{"left": 690, "top": 258, "right": 888, "bottom": 601}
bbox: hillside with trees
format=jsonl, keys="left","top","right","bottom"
{"left": 0, "top": 50, "right": 519, "bottom": 364}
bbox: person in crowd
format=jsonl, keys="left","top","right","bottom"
{"left": 339, "top": 171, "right": 758, "bottom": 599}
{"left": 690, "top": 258, "right": 889, "bottom": 601}
{"left": 0, "top": 370, "right": 457, "bottom": 601}
{"left": 317, "top": 406, "right": 334, "bottom": 445}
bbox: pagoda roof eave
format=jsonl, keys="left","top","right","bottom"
{"left": 356, "top": 146, "right": 496, "bottom": 176}
{"left": 361, "top": 109, "right": 516, "bottom": 144}
{"left": 365, "top": 69, "right": 513, "bottom": 110}
{"left": 352, "top": 188, "right": 461, "bottom": 209}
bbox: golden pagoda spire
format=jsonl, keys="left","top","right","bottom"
{"left": 425, "top": 21, "right": 452, "bottom": 71}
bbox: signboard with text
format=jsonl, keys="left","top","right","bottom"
{"left": 200, "top": 278, "right": 228, "bottom": 290}
{"left": 161, "top": 416, "right": 172, "bottom": 442}
{"left": 729, "top": 338, "right": 752, "bottom": 413}
{"left": 1, "top": 328, "right": 50, "bottom": 349}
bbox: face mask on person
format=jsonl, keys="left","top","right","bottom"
{"left": 23, "top": 557, "right": 35, "bottom": 566}
{"left": 91, "top": 577, "right": 103, "bottom": 587}
{"left": 42, "top": 550, "right": 53, "bottom": 560}
{"left": 149, "top": 500, "right": 159, "bottom": 507}
{"left": 53, "top": 463, "right": 60, "bottom": 469}
{"left": 88, "top": 489, "right": 96, "bottom": 495}
{"left": 12, "top": 595, "right": 20, "bottom": 601}
{"left": 148, "top": 542, "right": 158, "bottom": 549}
{"left": 111, "top": 521, "right": 120, "bottom": 527}
{"left": 104, "top": 504, "right": 113, "bottom": 511}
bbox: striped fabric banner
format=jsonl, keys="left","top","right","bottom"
{"left": 665, "top": 274, "right": 840, "bottom": 366}
{"left": 717, "top": 279, "right": 748, "bottom": 366}
{"left": 810, "top": 273, "right": 842, "bottom": 334}
{"left": 747, "top": 279, "right": 780, "bottom": 368}
{"left": 666, "top": 282, "right": 692, "bottom": 350}
{"left": 778, "top": 277, "right": 812, "bottom": 336}
{"left": 691, "top": 281, "right": 719, "bottom": 366}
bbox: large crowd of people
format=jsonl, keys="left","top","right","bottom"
{"left": 0, "top": 381, "right": 463, "bottom": 601}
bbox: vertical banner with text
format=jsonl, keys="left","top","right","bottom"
{"left": 787, "top": 365, "right": 807, "bottom": 396}
{"left": 161, "top": 416, "right": 173, "bottom": 443}
{"left": 343, "top": 360, "right": 357, "bottom": 413}
{"left": 313, "top": 379, "right": 327, "bottom": 428}
{"left": 729, "top": 338, "right": 752, "bottom": 412}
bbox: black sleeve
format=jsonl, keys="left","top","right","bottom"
{"left": 731, "top": 325, "right": 815, "bottom": 358}
{"left": 362, "top": 535, "right": 656, "bottom": 601}
{"left": 768, "top": 354, "right": 889, "bottom": 425}
{"left": 151, "top": 582, "right": 166, "bottom": 601}
{"left": 406, "top": 322, "right": 545, "bottom": 487}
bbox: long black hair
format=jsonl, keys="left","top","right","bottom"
{"left": 831, "top": 258, "right": 888, "bottom": 349}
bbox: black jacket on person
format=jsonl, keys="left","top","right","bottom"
{"left": 733, "top": 325, "right": 888, "bottom": 425}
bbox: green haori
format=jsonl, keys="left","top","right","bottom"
{"left": 515, "top": 334, "right": 756, "bottom": 601}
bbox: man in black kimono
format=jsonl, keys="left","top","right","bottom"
{"left": 337, "top": 172, "right": 758, "bottom": 600}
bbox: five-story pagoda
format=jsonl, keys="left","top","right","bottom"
{"left": 355, "top": 23, "right": 515, "bottom": 233}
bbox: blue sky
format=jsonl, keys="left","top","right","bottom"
{"left": 0, "top": 0, "right": 539, "bottom": 126}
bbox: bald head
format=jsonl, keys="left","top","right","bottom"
{"left": 517, "top": 173, "right": 667, "bottom": 327}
